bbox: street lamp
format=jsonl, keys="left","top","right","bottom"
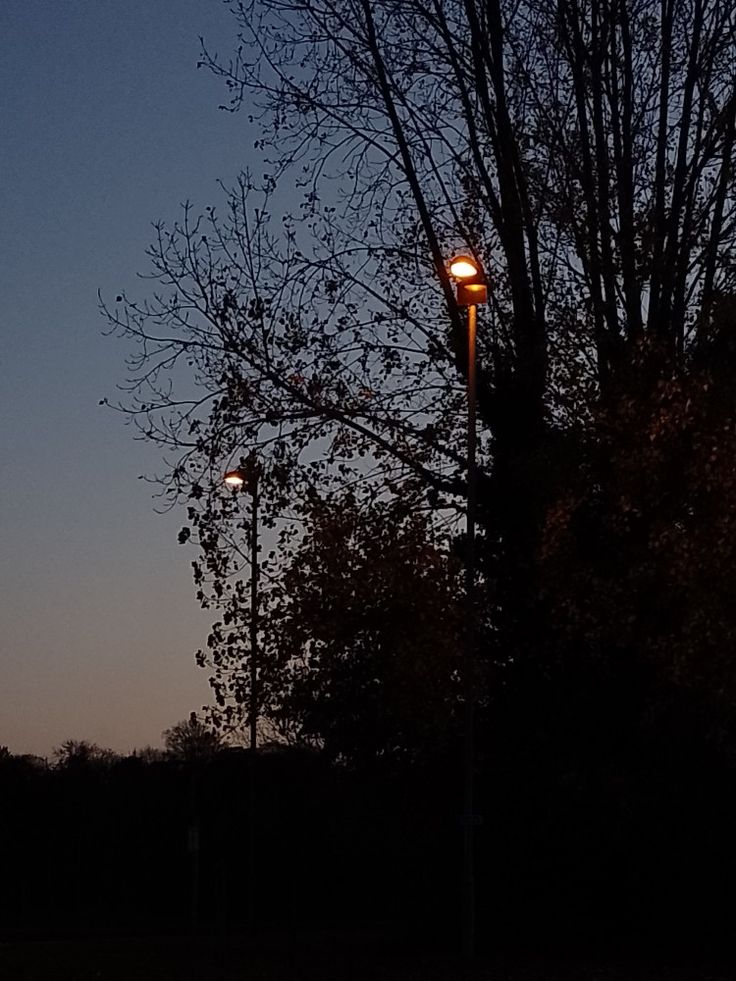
{"left": 223, "top": 459, "right": 261, "bottom": 753}
{"left": 449, "top": 253, "right": 487, "bottom": 960}
{"left": 224, "top": 457, "right": 262, "bottom": 935}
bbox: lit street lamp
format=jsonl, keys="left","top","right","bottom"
{"left": 224, "top": 456, "right": 262, "bottom": 934}
{"left": 449, "top": 254, "right": 487, "bottom": 960}
{"left": 224, "top": 459, "right": 261, "bottom": 753}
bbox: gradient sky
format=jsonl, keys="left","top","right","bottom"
{"left": 1, "top": 1, "right": 261, "bottom": 756}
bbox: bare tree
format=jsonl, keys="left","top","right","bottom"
{"left": 162, "top": 712, "right": 223, "bottom": 761}
{"left": 53, "top": 740, "right": 118, "bottom": 769}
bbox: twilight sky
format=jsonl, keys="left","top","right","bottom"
{"left": 1, "top": 1, "right": 261, "bottom": 756}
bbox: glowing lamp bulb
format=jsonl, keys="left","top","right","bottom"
{"left": 224, "top": 471, "right": 246, "bottom": 488}
{"left": 449, "top": 256, "right": 481, "bottom": 280}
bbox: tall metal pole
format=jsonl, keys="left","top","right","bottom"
{"left": 462, "top": 301, "right": 477, "bottom": 960}
{"left": 223, "top": 461, "right": 261, "bottom": 934}
{"left": 249, "top": 476, "right": 259, "bottom": 753}
{"left": 247, "top": 472, "right": 259, "bottom": 933}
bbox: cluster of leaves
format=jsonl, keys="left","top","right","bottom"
{"left": 541, "top": 320, "right": 736, "bottom": 706}
{"left": 192, "top": 484, "right": 466, "bottom": 763}
{"left": 266, "top": 492, "right": 464, "bottom": 763}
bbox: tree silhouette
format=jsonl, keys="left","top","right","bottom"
{"left": 102, "top": 0, "right": 736, "bottom": 844}
{"left": 53, "top": 739, "right": 118, "bottom": 769}
{"left": 163, "top": 712, "right": 223, "bottom": 761}
{"left": 266, "top": 492, "right": 462, "bottom": 763}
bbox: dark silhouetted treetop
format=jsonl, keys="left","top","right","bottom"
{"left": 163, "top": 712, "right": 223, "bottom": 761}
{"left": 52, "top": 740, "right": 119, "bottom": 774}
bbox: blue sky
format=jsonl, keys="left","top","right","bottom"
{"left": 0, "top": 1, "right": 261, "bottom": 755}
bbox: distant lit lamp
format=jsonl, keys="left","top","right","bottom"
{"left": 223, "top": 458, "right": 261, "bottom": 752}
{"left": 224, "top": 456, "right": 261, "bottom": 935}
{"left": 449, "top": 253, "right": 487, "bottom": 961}
{"left": 224, "top": 470, "right": 247, "bottom": 490}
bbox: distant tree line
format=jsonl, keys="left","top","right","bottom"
{"left": 2, "top": 713, "right": 736, "bottom": 953}
{"left": 0, "top": 738, "right": 457, "bottom": 944}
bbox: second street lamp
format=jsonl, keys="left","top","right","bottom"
{"left": 449, "top": 253, "right": 487, "bottom": 960}
{"left": 224, "top": 459, "right": 261, "bottom": 753}
{"left": 224, "top": 457, "right": 261, "bottom": 934}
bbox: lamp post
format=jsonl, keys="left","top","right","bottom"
{"left": 449, "top": 254, "right": 488, "bottom": 960}
{"left": 224, "top": 457, "right": 261, "bottom": 933}
{"left": 224, "top": 459, "right": 261, "bottom": 753}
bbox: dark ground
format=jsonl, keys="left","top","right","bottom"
{"left": 0, "top": 930, "right": 733, "bottom": 981}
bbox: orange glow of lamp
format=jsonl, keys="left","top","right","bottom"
{"left": 449, "top": 255, "right": 488, "bottom": 306}
{"left": 223, "top": 469, "right": 246, "bottom": 489}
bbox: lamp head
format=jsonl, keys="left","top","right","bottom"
{"left": 449, "top": 255, "right": 487, "bottom": 305}
{"left": 449, "top": 256, "right": 482, "bottom": 280}
{"left": 224, "top": 469, "right": 247, "bottom": 489}
{"left": 224, "top": 454, "right": 261, "bottom": 493}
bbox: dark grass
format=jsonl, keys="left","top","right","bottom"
{"left": 1, "top": 931, "right": 734, "bottom": 981}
